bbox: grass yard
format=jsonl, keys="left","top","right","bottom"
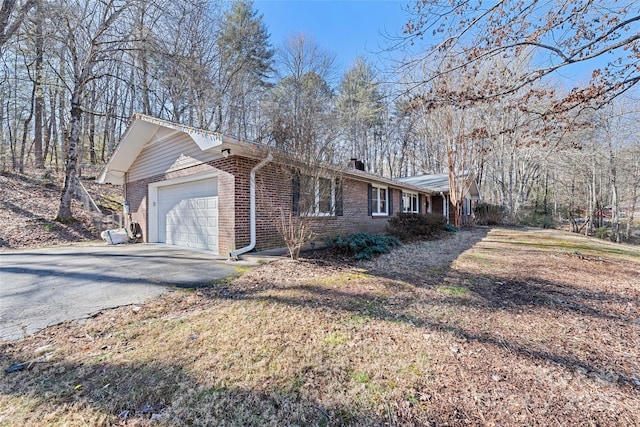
{"left": 1, "top": 227, "right": 639, "bottom": 426}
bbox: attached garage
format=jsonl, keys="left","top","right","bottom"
{"left": 149, "top": 174, "right": 219, "bottom": 253}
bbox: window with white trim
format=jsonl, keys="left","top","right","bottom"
{"left": 298, "top": 175, "right": 335, "bottom": 215}
{"left": 372, "top": 186, "right": 388, "bottom": 215}
{"left": 402, "top": 192, "right": 419, "bottom": 213}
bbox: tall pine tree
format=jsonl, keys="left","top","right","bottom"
{"left": 215, "top": 0, "right": 274, "bottom": 139}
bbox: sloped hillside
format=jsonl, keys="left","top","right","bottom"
{"left": 0, "top": 169, "right": 122, "bottom": 250}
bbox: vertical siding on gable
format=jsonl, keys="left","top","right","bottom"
{"left": 128, "top": 132, "right": 219, "bottom": 182}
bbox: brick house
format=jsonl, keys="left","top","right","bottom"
{"left": 98, "top": 114, "right": 436, "bottom": 256}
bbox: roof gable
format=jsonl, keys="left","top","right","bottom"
{"left": 98, "top": 114, "right": 224, "bottom": 185}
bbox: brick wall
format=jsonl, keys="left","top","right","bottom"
{"left": 252, "top": 170, "right": 394, "bottom": 250}
{"left": 227, "top": 159, "right": 399, "bottom": 251}
{"left": 126, "top": 154, "right": 407, "bottom": 254}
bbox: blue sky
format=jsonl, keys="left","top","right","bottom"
{"left": 252, "top": 0, "right": 613, "bottom": 90}
{"left": 254, "top": 0, "right": 411, "bottom": 74}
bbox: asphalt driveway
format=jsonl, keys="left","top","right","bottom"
{"left": 0, "top": 243, "right": 260, "bottom": 341}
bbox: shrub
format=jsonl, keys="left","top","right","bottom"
{"left": 445, "top": 223, "right": 458, "bottom": 232}
{"left": 386, "top": 213, "right": 447, "bottom": 242}
{"left": 518, "top": 207, "right": 554, "bottom": 229}
{"left": 41, "top": 169, "right": 55, "bottom": 186}
{"left": 594, "top": 226, "right": 611, "bottom": 240}
{"left": 473, "top": 203, "right": 505, "bottom": 225}
{"left": 327, "top": 232, "right": 401, "bottom": 260}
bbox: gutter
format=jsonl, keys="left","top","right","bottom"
{"left": 229, "top": 151, "right": 273, "bottom": 260}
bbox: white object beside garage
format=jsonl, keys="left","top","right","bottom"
{"left": 155, "top": 177, "right": 219, "bottom": 253}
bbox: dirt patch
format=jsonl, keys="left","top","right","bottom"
{"left": 1, "top": 228, "right": 639, "bottom": 426}
{"left": 0, "top": 170, "right": 118, "bottom": 250}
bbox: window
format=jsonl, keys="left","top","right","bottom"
{"left": 295, "top": 175, "right": 336, "bottom": 216}
{"left": 402, "top": 192, "right": 419, "bottom": 213}
{"left": 372, "top": 186, "right": 388, "bottom": 215}
{"left": 318, "top": 177, "right": 332, "bottom": 214}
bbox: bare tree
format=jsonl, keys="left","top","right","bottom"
{"left": 259, "top": 35, "right": 344, "bottom": 257}
{"left": 336, "top": 58, "right": 385, "bottom": 173}
{"left": 30, "top": 0, "right": 43, "bottom": 168}
{"left": 402, "top": 0, "right": 640, "bottom": 112}
{"left": 0, "top": 0, "right": 35, "bottom": 50}
{"left": 622, "top": 143, "right": 640, "bottom": 239}
{"left": 267, "top": 33, "right": 338, "bottom": 163}
{"left": 54, "top": 0, "right": 130, "bottom": 222}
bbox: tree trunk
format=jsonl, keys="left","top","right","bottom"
{"left": 607, "top": 126, "right": 620, "bottom": 242}
{"left": 0, "top": 101, "right": 5, "bottom": 171}
{"left": 33, "top": 0, "right": 44, "bottom": 168}
{"left": 588, "top": 154, "right": 597, "bottom": 236}
{"left": 453, "top": 200, "right": 463, "bottom": 228}
{"left": 58, "top": 48, "right": 66, "bottom": 171}
{"left": 55, "top": 91, "right": 81, "bottom": 223}
{"left": 625, "top": 160, "right": 638, "bottom": 240}
{"left": 88, "top": 88, "right": 96, "bottom": 164}
{"left": 43, "top": 87, "right": 56, "bottom": 164}
{"left": 19, "top": 84, "right": 36, "bottom": 173}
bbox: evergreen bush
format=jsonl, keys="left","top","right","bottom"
{"left": 327, "top": 232, "right": 401, "bottom": 260}
{"left": 518, "top": 206, "right": 554, "bottom": 229}
{"left": 594, "top": 226, "right": 611, "bottom": 240}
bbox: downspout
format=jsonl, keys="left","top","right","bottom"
{"left": 229, "top": 151, "right": 273, "bottom": 260}
{"left": 440, "top": 192, "right": 449, "bottom": 224}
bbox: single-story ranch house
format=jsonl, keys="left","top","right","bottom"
{"left": 98, "top": 114, "right": 474, "bottom": 256}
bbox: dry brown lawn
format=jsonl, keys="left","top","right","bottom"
{"left": 1, "top": 227, "right": 639, "bottom": 426}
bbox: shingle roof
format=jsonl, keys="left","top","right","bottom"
{"left": 395, "top": 174, "right": 481, "bottom": 200}
{"left": 395, "top": 174, "right": 450, "bottom": 193}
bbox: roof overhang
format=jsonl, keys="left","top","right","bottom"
{"left": 97, "top": 114, "right": 226, "bottom": 185}
{"left": 466, "top": 179, "right": 481, "bottom": 200}
{"left": 396, "top": 174, "right": 482, "bottom": 200}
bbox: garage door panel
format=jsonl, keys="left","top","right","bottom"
{"left": 157, "top": 178, "right": 218, "bottom": 253}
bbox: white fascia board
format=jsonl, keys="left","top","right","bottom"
{"left": 188, "top": 131, "right": 223, "bottom": 151}
{"left": 97, "top": 119, "right": 161, "bottom": 185}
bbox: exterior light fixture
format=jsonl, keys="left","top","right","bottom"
{"left": 222, "top": 148, "right": 231, "bottom": 158}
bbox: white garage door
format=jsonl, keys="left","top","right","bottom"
{"left": 157, "top": 178, "right": 218, "bottom": 253}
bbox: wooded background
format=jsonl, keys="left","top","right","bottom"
{"left": 1, "top": 0, "right": 638, "bottom": 239}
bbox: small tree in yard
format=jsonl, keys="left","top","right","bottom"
{"left": 274, "top": 207, "right": 314, "bottom": 260}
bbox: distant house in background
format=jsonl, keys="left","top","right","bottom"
{"left": 620, "top": 202, "right": 640, "bottom": 219}
{"left": 395, "top": 174, "right": 481, "bottom": 224}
